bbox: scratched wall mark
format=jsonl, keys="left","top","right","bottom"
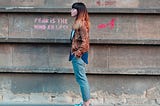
{"left": 96, "top": 0, "right": 116, "bottom": 7}
{"left": 0, "top": 14, "right": 8, "bottom": 37}
{"left": 11, "top": 0, "right": 44, "bottom": 6}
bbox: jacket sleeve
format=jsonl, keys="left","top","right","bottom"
{"left": 75, "top": 25, "right": 89, "bottom": 57}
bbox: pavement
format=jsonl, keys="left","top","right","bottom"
{"left": 0, "top": 104, "right": 108, "bottom": 106}
{"left": 0, "top": 105, "right": 73, "bottom": 106}
{"left": 0, "top": 104, "right": 159, "bottom": 106}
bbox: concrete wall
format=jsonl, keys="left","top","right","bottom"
{"left": 0, "top": 0, "right": 159, "bottom": 8}
{"left": 0, "top": 14, "right": 160, "bottom": 44}
{"left": 0, "top": 44, "right": 160, "bottom": 75}
{"left": 0, "top": 0, "right": 159, "bottom": 105}
{"left": 0, "top": 74, "right": 160, "bottom": 105}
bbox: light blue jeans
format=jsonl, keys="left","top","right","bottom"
{"left": 72, "top": 56, "right": 90, "bottom": 102}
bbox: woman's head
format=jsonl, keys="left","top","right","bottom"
{"left": 71, "top": 2, "right": 87, "bottom": 19}
{"left": 71, "top": 2, "right": 90, "bottom": 30}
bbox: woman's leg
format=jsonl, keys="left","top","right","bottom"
{"left": 72, "top": 57, "right": 90, "bottom": 103}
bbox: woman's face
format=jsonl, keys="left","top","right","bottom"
{"left": 71, "top": 8, "right": 78, "bottom": 17}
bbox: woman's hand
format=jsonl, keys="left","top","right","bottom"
{"left": 73, "top": 50, "right": 81, "bottom": 58}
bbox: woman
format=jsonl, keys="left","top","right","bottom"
{"left": 69, "top": 2, "right": 92, "bottom": 106}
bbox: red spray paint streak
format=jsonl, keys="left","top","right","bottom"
{"left": 97, "top": 18, "right": 116, "bottom": 30}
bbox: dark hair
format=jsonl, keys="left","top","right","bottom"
{"left": 72, "top": 2, "right": 90, "bottom": 31}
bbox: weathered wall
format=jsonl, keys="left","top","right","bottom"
{"left": 0, "top": 0, "right": 159, "bottom": 8}
{"left": 0, "top": 14, "right": 160, "bottom": 43}
{"left": 0, "top": 0, "right": 159, "bottom": 105}
{"left": 0, "top": 13, "right": 159, "bottom": 75}
{"left": 0, "top": 74, "right": 160, "bottom": 105}
{"left": 0, "top": 44, "right": 160, "bottom": 75}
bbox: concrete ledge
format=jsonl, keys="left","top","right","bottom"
{"left": 0, "top": 38, "right": 160, "bottom": 45}
{"left": 89, "top": 8, "right": 160, "bottom": 14}
{"left": 0, "top": 67, "right": 160, "bottom": 75}
{"left": 0, "top": 8, "right": 159, "bottom": 14}
{"left": 90, "top": 39, "right": 160, "bottom": 45}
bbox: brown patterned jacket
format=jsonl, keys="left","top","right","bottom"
{"left": 71, "top": 21, "right": 90, "bottom": 58}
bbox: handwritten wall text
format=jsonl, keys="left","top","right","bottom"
{"left": 34, "top": 17, "right": 69, "bottom": 31}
